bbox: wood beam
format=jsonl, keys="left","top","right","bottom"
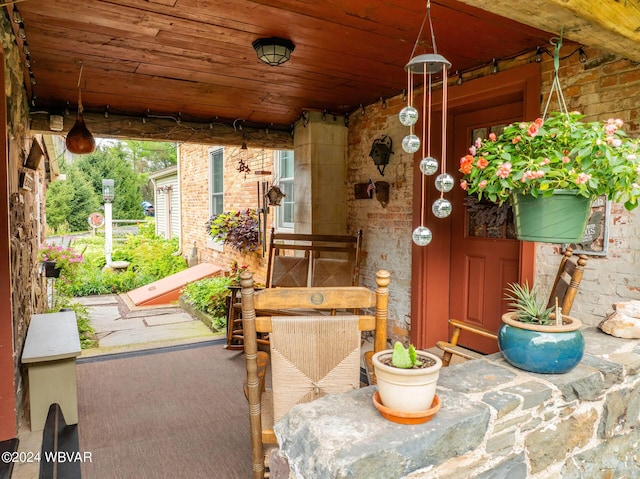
{"left": 29, "top": 112, "right": 294, "bottom": 149}
{"left": 458, "top": 0, "right": 640, "bottom": 62}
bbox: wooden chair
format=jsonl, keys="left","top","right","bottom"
{"left": 266, "top": 228, "right": 362, "bottom": 288}
{"left": 437, "top": 247, "right": 588, "bottom": 366}
{"left": 225, "top": 230, "right": 364, "bottom": 350}
{"left": 241, "top": 269, "right": 389, "bottom": 479}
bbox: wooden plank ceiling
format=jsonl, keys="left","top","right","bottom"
{"left": 11, "top": 0, "right": 638, "bottom": 143}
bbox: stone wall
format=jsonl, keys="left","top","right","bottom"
{"left": 274, "top": 328, "right": 640, "bottom": 478}
{"left": 2, "top": 11, "right": 48, "bottom": 429}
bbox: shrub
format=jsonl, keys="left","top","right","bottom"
{"left": 182, "top": 276, "right": 232, "bottom": 326}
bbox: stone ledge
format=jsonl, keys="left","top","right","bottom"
{"left": 275, "top": 387, "right": 490, "bottom": 479}
{"left": 274, "top": 326, "right": 640, "bottom": 478}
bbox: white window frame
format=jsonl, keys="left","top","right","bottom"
{"left": 275, "top": 150, "right": 294, "bottom": 231}
{"left": 208, "top": 147, "right": 224, "bottom": 251}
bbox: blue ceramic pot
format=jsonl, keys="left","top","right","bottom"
{"left": 498, "top": 312, "right": 585, "bottom": 374}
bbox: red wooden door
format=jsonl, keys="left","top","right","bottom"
{"left": 448, "top": 104, "right": 523, "bottom": 354}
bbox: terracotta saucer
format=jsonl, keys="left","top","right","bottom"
{"left": 372, "top": 391, "right": 441, "bottom": 425}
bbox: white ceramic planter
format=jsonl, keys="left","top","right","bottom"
{"left": 372, "top": 349, "right": 442, "bottom": 413}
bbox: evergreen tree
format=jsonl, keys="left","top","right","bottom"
{"left": 75, "top": 142, "right": 146, "bottom": 220}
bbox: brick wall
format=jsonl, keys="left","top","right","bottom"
{"left": 346, "top": 95, "right": 416, "bottom": 343}
{"left": 346, "top": 45, "right": 640, "bottom": 342}
{"left": 179, "top": 143, "right": 275, "bottom": 284}
{"left": 535, "top": 46, "right": 640, "bottom": 326}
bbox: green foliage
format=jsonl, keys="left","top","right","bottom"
{"left": 123, "top": 140, "right": 177, "bottom": 174}
{"left": 460, "top": 112, "right": 640, "bottom": 210}
{"left": 504, "top": 282, "right": 554, "bottom": 325}
{"left": 75, "top": 143, "right": 146, "bottom": 221}
{"left": 65, "top": 223, "right": 186, "bottom": 296}
{"left": 391, "top": 341, "right": 422, "bottom": 368}
{"left": 45, "top": 163, "right": 100, "bottom": 232}
{"left": 182, "top": 276, "right": 232, "bottom": 322}
{"left": 207, "top": 209, "right": 260, "bottom": 252}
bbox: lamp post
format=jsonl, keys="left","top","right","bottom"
{"left": 102, "top": 179, "right": 114, "bottom": 265}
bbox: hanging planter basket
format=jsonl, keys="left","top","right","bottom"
{"left": 511, "top": 190, "right": 591, "bottom": 243}
{"left": 43, "top": 261, "right": 61, "bottom": 278}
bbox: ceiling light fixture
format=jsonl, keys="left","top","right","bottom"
{"left": 252, "top": 37, "right": 295, "bottom": 66}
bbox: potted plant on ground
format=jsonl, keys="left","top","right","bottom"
{"left": 498, "top": 282, "right": 584, "bottom": 374}
{"left": 372, "top": 341, "right": 442, "bottom": 424}
{"left": 459, "top": 111, "right": 640, "bottom": 243}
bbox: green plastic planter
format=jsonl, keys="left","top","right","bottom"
{"left": 511, "top": 190, "right": 591, "bottom": 243}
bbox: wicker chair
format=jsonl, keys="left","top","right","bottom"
{"left": 437, "top": 247, "right": 588, "bottom": 366}
{"left": 240, "top": 269, "right": 390, "bottom": 479}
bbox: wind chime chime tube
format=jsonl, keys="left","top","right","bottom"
{"left": 400, "top": 1, "right": 453, "bottom": 247}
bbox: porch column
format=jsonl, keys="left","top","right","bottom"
{"left": 293, "top": 111, "right": 348, "bottom": 235}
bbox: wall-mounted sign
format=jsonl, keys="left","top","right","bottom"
{"left": 565, "top": 195, "right": 610, "bottom": 256}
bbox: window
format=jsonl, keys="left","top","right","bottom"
{"left": 209, "top": 148, "right": 224, "bottom": 216}
{"left": 275, "top": 150, "right": 294, "bottom": 230}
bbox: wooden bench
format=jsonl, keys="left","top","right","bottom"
{"left": 21, "top": 311, "right": 81, "bottom": 432}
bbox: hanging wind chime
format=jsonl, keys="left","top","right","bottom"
{"left": 399, "top": 1, "right": 453, "bottom": 247}
{"left": 66, "top": 61, "right": 96, "bottom": 155}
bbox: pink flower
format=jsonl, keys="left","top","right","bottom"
{"left": 539, "top": 158, "right": 550, "bottom": 165}
{"left": 477, "top": 157, "right": 489, "bottom": 169}
{"left": 478, "top": 180, "right": 488, "bottom": 188}
{"left": 496, "top": 162, "right": 512, "bottom": 179}
{"left": 474, "top": 137, "right": 482, "bottom": 149}
{"left": 534, "top": 118, "right": 544, "bottom": 126}
{"left": 527, "top": 123, "right": 539, "bottom": 137}
{"left": 576, "top": 173, "right": 591, "bottom": 184}
{"left": 469, "top": 145, "right": 477, "bottom": 156}
{"left": 562, "top": 156, "right": 571, "bottom": 163}
{"left": 460, "top": 180, "right": 468, "bottom": 190}
{"left": 512, "top": 136, "right": 521, "bottom": 145}
{"left": 489, "top": 133, "right": 497, "bottom": 141}
{"left": 605, "top": 124, "right": 618, "bottom": 136}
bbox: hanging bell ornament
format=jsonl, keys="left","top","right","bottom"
{"left": 432, "top": 198, "right": 452, "bottom": 218}
{"left": 66, "top": 63, "right": 96, "bottom": 155}
{"left": 398, "top": 106, "right": 419, "bottom": 126}
{"left": 412, "top": 225, "right": 433, "bottom": 246}
{"left": 402, "top": 134, "right": 421, "bottom": 154}
{"left": 435, "top": 173, "right": 455, "bottom": 192}
{"left": 66, "top": 111, "right": 96, "bottom": 154}
{"left": 419, "top": 157, "right": 439, "bottom": 176}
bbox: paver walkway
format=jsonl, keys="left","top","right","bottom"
{"left": 76, "top": 294, "right": 222, "bottom": 357}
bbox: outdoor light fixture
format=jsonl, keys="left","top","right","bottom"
{"left": 252, "top": 37, "right": 295, "bottom": 66}
{"left": 400, "top": 0, "right": 452, "bottom": 247}
{"left": 102, "top": 179, "right": 114, "bottom": 203}
{"left": 578, "top": 48, "right": 587, "bottom": 63}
